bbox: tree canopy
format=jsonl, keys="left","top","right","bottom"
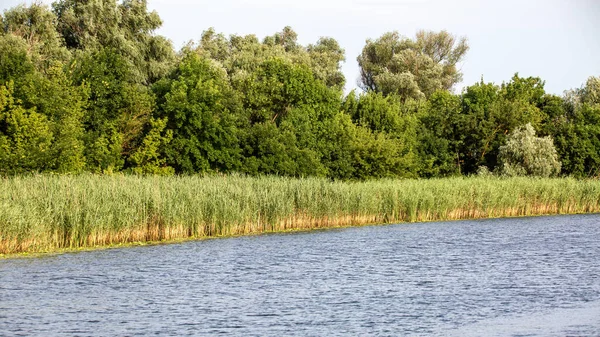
{"left": 357, "top": 30, "right": 468, "bottom": 100}
{"left": 0, "top": 2, "right": 598, "bottom": 179}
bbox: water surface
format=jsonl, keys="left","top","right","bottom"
{"left": 1, "top": 214, "right": 600, "bottom": 336}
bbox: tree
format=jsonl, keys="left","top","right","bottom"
{"left": 346, "top": 91, "right": 408, "bottom": 134}
{"left": 1, "top": 3, "right": 70, "bottom": 70}
{"left": 347, "top": 124, "right": 418, "bottom": 179}
{"left": 0, "top": 82, "right": 53, "bottom": 174}
{"left": 458, "top": 75, "right": 548, "bottom": 174}
{"left": 233, "top": 57, "right": 340, "bottom": 177}
{"left": 153, "top": 53, "right": 242, "bottom": 174}
{"left": 189, "top": 29, "right": 346, "bottom": 177}
{"left": 307, "top": 37, "right": 345, "bottom": 89}
{"left": 578, "top": 76, "right": 600, "bottom": 106}
{"left": 498, "top": 123, "right": 561, "bottom": 177}
{"left": 342, "top": 90, "right": 421, "bottom": 178}
{"left": 0, "top": 29, "right": 87, "bottom": 174}
{"left": 52, "top": 0, "right": 174, "bottom": 84}
{"left": 357, "top": 30, "right": 468, "bottom": 100}
{"left": 32, "top": 63, "right": 87, "bottom": 173}
{"left": 551, "top": 77, "right": 600, "bottom": 177}
{"left": 417, "top": 90, "right": 462, "bottom": 177}
{"left": 68, "top": 47, "right": 172, "bottom": 173}
{"left": 127, "top": 117, "right": 173, "bottom": 175}
{"left": 195, "top": 27, "right": 345, "bottom": 90}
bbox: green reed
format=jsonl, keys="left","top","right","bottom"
{"left": 1, "top": 174, "right": 599, "bottom": 254}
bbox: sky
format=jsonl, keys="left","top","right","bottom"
{"left": 2, "top": 0, "right": 599, "bottom": 95}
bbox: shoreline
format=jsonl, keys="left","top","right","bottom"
{"left": 2, "top": 211, "right": 598, "bottom": 260}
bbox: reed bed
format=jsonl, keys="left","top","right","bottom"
{"left": 1, "top": 174, "right": 600, "bottom": 254}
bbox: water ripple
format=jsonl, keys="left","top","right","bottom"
{"left": 1, "top": 214, "right": 600, "bottom": 336}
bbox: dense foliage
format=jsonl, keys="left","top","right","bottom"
{"left": 1, "top": 2, "right": 599, "bottom": 178}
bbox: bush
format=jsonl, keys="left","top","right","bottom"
{"left": 498, "top": 123, "right": 561, "bottom": 177}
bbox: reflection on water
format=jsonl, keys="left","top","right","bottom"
{"left": 1, "top": 214, "right": 600, "bottom": 336}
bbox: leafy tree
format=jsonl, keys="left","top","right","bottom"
{"left": 241, "top": 121, "right": 324, "bottom": 177}
{"left": 306, "top": 37, "right": 345, "bottom": 89}
{"left": 127, "top": 117, "right": 173, "bottom": 175}
{"left": 195, "top": 27, "right": 345, "bottom": 90}
{"left": 458, "top": 75, "right": 547, "bottom": 174}
{"left": 538, "top": 94, "right": 567, "bottom": 137}
{"left": 189, "top": 28, "right": 349, "bottom": 177}
{"left": 578, "top": 76, "right": 600, "bottom": 105}
{"left": 52, "top": 0, "right": 174, "bottom": 84}
{"left": 314, "top": 111, "right": 357, "bottom": 179}
{"left": 498, "top": 123, "right": 561, "bottom": 177}
{"left": 0, "top": 28, "right": 87, "bottom": 173}
{"left": 346, "top": 90, "right": 420, "bottom": 136}
{"left": 263, "top": 26, "right": 300, "bottom": 52}
{"left": 0, "top": 82, "right": 53, "bottom": 174}
{"left": 0, "top": 34, "right": 35, "bottom": 90}
{"left": 551, "top": 77, "right": 600, "bottom": 177}
{"left": 70, "top": 47, "right": 158, "bottom": 172}
{"left": 357, "top": 30, "right": 468, "bottom": 100}
{"left": 153, "top": 53, "right": 242, "bottom": 174}
{"left": 33, "top": 63, "right": 87, "bottom": 173}
{"left": 1, "top": 3, "right": 70, "bottom": 70}
{"left": 342, "top": 90, "right": 420, "bottom": 178}
{"left": 417, "top": 90, "right": 462, "bottom": 177}
{"left": 348, "top": 125, "right": 418, "bottom": 179}
{"left": 234, "top": 57, "right": 342, "bottom": 176}
{"left": 235, "top": 57, "right": 339, "bottom": 124}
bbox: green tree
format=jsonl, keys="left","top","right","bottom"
{"left": 458, "top": 75, "right": 547, "bottom": 174}
{"left": 1, "top": 3, "right": 70, "bottom": 70}
{"left": 348, "top": 125, "right": 417, "bottom": 179}
{"left": 314, "top": 111, "right": 357, "bottom": 179}
{"left": 34, "top": 63, "right": 87, "bottom": 173}
{"left": 127, "top": 117, "right": 173, "bottom": 175}
{"left": 195, "top": 27, "right": 345, "bottom": 90}
{"left": 53, "top": 0, "right": 174, "bottom": 84}
{"left": 0, "top": 82, "right": 53, "bottom": 174}
{"left": 153, "top": 53, "right": 242, "bottom": 174}
{"left": 417, "top": 90, "right": 462, "bottom": 177}
{"left": 241, "top": 121, "right": 324, "bottom": 177}
{"left": 0, "top": 34, "right": 35, "bottom": 91}
{"left": 551, "top": 77, "right": 600, "bottom": 177}
{"left": 234, "top": 57, "right": 341, "bottom": 177}
{"left": 0, "top": 29, "right": 87, "bottom": 173}
{"left": 342, "top": 90, "right": 420, "bottom": 178}
{"left": 357, "top": 30, "right": 468, "bottom": 100}
{"left": 307, "top": 37, "right": 345, "bottom": 89}
{"left": 70, "top": 47, "right": 158, "bottom": 172}
{"left": 579, "top": 76, "right": 600, "bottom": 105}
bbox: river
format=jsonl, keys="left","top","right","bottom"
{"left": 1, "top": 214, "right": 600, "bottom": 336}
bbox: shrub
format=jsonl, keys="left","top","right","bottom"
{"left": 498, "top": 123, "right": 561, "bottom": 177}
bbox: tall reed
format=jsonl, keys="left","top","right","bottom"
{"left": 1, "top": 174, "right": 599, "bottom": 254}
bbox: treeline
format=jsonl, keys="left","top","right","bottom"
{"left": 1, "top": 1, "right": 599, "bottom": 178}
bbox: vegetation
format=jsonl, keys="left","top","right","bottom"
{"left": 1, "top": 2, "right": 599, "bottom": 255}
{"left": 357, "top": 30, "right": 469, "bottom": 100}
{"left": 0, "top": 1, "right": 598, "bottom": 179}
{"left": 497, "top": 123, "right": 561, "bottom": 177}
{"left": 2, "top": 174, "right": 600, "bottom": 255}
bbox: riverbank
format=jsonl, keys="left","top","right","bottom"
{"left": 1, "top": 174, "right": 600, "bottom": 256}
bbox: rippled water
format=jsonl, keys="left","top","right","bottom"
{"left": 1, "top": 214, "right": 600, "bottom": 336}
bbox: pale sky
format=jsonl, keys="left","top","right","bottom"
{"left": 2, "top": 0, "right": 599, "bottom": 95}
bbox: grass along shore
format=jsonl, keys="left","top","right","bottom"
{"left": 1, "top": 174, "right": 600, "bottom": 255}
